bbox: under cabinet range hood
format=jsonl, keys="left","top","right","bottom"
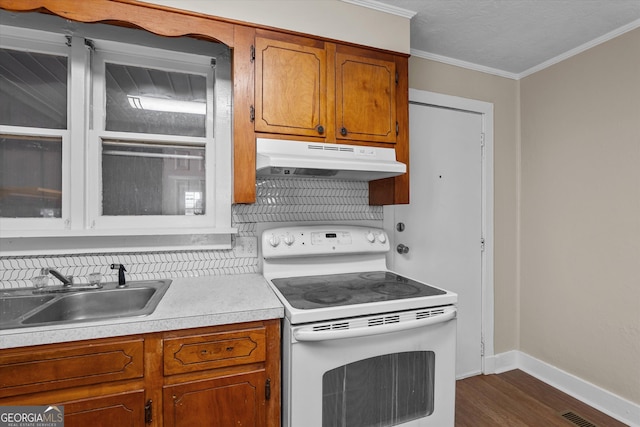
{"left": 256, "top": 138, "right": 406, "bottom": 181}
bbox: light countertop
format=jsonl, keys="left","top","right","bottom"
{"left": 0, "top": 273, "right": 284, "bottom": 349}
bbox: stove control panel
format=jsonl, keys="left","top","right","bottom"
{"left": 262, "top": 225, "right": 390, "bottom": 258}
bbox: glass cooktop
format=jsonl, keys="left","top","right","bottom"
{"left": 271, "top": 271, "right": 446, "bottom": 310}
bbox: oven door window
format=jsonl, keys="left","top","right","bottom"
{"left": 322, "top": 351, "right": 435, "bottom": 427}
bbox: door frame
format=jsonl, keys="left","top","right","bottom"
{"left": 388, "top": 88, "right": 495, "bottom": 373}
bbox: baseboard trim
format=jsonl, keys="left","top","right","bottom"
{"left": 485, "top": 351, "right": 640, "bottom": 427}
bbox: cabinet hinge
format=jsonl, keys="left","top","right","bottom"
{"left": 65, "top": 35, "right": 72, "bottom": 47}
{"left": 249, "top": 105, "right": 255, "bottom": 122}
{"left": 250, "top": 44, "right": 255, "bottom": 62}
{"left": 396, "top": 121, "right": 399, "bottom": 136}
{"left": 480, "top": 339, "right": 485, "bottom": 356}
{"left": 480, "top": 237, "right": 486, "bottom": 252}
{"left": 144, "top": 399, "right": 153, "bottom": 424}
{"left": 265, "top": 378, "right": 271, "bottom": 400}
{"left": 395, "top": 70, "right": 399, "bottom": 85}
{"left": 480, "top": 132, "right": 485, "bottom": 147}
{"left": 211, "top": 58, "right": 217, "bottom": 69}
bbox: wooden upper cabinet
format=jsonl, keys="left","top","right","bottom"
{"left": 255, "top": 35, "right": 327, "bottom": 138}
{"left": 254, "top": 33, "right": 399, "bottom": 146}
{"left": 335, "top": 49, "right": 397, "bottom": 144}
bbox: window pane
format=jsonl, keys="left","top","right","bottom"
{"left": 102, "top": 141, "right": 205, "bottom": 216}
{"left": 323, "top": 351, "right": 435, "bottom": 427}
{"left": 0, "top": 48, "right": 68, "bottom": 129}
{"left": 105, "top": 63, "right": 206, "bottom": 137}
{"left": 0, "top": 135, "right": 62, "bottom": 218}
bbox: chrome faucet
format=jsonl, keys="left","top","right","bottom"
{"left": 41, "top": 268, "right": 74, "bottom": 287}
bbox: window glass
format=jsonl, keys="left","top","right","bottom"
{"left": 0, "top": 48, "right": 67, "bottom": 129}
{"left": 0, "top": 135, "right": 62, "bottom": 218}
{"left": 105, "top": 63, "right": 206, "bottom": 137}
{"left": 323, "top": 351, "right": 435, "bottom": 427}
{"left": 101, "top": 140, "right": 205, "bottom": 216}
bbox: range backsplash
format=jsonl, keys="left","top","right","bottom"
{"left": 1, "top": 178, "right": 383, "bottom": 288}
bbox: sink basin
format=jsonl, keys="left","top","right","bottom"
{"left": 0, "top": 295, "right": 55, "bottom": 323}
{"left": 0, "top": 280, "right": 171, "bottom": 329}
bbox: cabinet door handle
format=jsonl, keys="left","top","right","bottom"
{"left": 145, "top": 399, "right": 153, "bottom": 424}
{"left": 265, "top": 378, "right": 271, "bottom": 400}
{"left": 317, "top": 125, "right": 324, "bottom": 134}
{"left": 340, "top": 127, "right": 347, "bottom": 136}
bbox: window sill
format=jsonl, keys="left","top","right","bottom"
{"left": 0, "top": 227, "right": 237, "bottom": 239}
{"left": 0, "top": 228, "right": 237, "bottom": 256}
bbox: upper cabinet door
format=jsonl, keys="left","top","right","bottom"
{"left": 254, "top": 35, "right": 327, "bottom": 137}
{"left": 335, "top": 50, "right": 397, "bottom": 144}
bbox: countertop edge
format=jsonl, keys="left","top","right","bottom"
{"left": 0, "top": 273, "right": 284, "bottom": 349}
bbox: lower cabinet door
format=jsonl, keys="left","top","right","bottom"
{"left": 62, "top": 390, "right": 146, "bottom": 427}
{"left": 164, "top": 372, "right": 266, "bottom": 427}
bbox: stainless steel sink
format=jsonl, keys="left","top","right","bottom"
{"left": 0, "top": 280, "right": 171, "bottom": 330}
{"left": 0, "top": 295, "right": 56, "bottom": 324}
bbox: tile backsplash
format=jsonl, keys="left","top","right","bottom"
{"left": 1, "top": 178, "right": 383, "bottom": 288}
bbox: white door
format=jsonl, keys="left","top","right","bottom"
{"left": 387, "top": 98, "right": 485, "bottom": 378}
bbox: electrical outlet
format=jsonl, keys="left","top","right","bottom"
{"left": 233, "top": 236, "right": 258, "bottom": 258}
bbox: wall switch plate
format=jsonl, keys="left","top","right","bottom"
{"left": 233, "top": 236, "right": 258, "bottom": 258}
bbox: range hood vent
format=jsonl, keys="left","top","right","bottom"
{"left": 256, "top": 138, "right": 406, "bottom": 181}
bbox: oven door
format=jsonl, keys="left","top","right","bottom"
{"left": 282, "top": 306, "right": 457, "bottom": 427}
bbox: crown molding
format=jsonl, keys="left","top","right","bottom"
{"left": 413, "top": 17, "right": 640, "bottom": 81}
{"left": 339, "top": 0, "right": 417, "bottom": 19}
{"left": 410, "top": 49, "right": 520, "bottom": 80}
{"left": 518, "top": 18, "right": 640, "bottom": 79}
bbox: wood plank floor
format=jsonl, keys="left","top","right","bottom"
{"left": 455, "top": 370, "right": 628, "bottom": 427}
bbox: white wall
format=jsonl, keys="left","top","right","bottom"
{"left": 139, "top": 0, "right": 410, "bottom": 53}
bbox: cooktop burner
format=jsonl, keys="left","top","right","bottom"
{"left": 271, "top": 271, "right": 446, "bottom": 309}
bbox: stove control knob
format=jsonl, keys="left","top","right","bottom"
{"left": 268, "top": 235, "right": 281, "bottom": 247}
{"left": 377, "top": 233, "right": 387, "bottom": 244}
{"left": 284, "top": 234, "right": 295, "bottom": 246}
{"left": 366, "top": 232, "right": 375, "bottom": 243}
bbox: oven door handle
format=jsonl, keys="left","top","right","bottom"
{"left": 293, "top": 306, "right": 456, "bottom": 342}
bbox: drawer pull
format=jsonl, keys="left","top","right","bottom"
{"left": 226, "top": 346, "right": 234, "bottom": 352}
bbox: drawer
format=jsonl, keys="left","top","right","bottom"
{"left": 0, "top": 337, "right": 144, "bottom": 398}
{"left": 163, "top": 326, "right": 266, "bottom": 376}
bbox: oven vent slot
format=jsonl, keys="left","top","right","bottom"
{"left": 313, "top": 322, "right": 349, "bottom": 332}
{"left": 368, "top": 314, "right": 400, "bottom": 327}
{"left": 416, "top": 308, "right": 446, "bottom": 320}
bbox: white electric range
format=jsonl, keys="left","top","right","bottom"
{"left": 262, "top": 225, "right": 458, "bottom": 427}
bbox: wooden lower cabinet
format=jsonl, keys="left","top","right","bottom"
{"left": 0, "top": 319, "right": 281, "bottom": 427}
{"left": 164, "top": 372, "right": 266, "bottom": 427}
{"left": 63, "top": 390, "right": 147, "bottom": 427}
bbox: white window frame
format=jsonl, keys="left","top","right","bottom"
{"left": 0, "top": 16, "right": 234, "bottom": 254}
{"left": 0, "top": 26, "right": 72, "bottom": 234}
{"left": 88, "top": 39, "right": 229, "bottom": 233}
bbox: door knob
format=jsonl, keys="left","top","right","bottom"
{"left": 396, "top": 244, "right": 409, "bottom": 254}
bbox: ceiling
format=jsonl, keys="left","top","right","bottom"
{"left": 351, "top": 0, "right": 640, "bottom": 79}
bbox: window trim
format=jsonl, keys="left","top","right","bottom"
{"left": 0, "top": 16, "right": 235, "bottom": 254}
